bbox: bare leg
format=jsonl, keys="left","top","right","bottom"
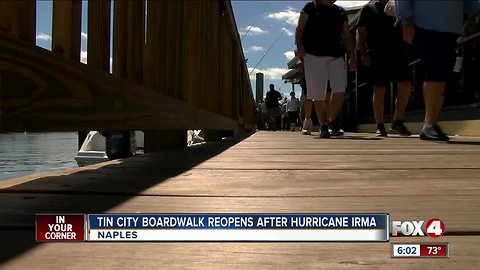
{"left": 394, "top": 81, "right": 411, "bottom": 121}
{"left": 325, "top": 90, "right": 331, "bottom": 121}
{"left": 328, "top": 92, "right": 344, "bottom": 123}
{"left": 419, "top": 81, "right": 449, "bottom": 141}
{"left": 423, "top": 81, "right": 445, "bottom": 125}
{"left": 304, "top": 98, "right": 313, "bottom": 120}
{"left": 313, "top": 100, "right": 327, "bottom": 127}
{"left": 373, "top": 85, "right": 386, "bottom": 125}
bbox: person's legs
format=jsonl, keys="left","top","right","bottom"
{"left": 303, "top": 54, "right": 329, "bottom": 135}
{"left": 304, "top": 99, "right": 313, "bottom": 120}
{"left": 282, "top": 115, "right": 287, "bottom": 130}
{"left": 388, "top": 43, "right": 413, "bottom": 136}
{"left": 294, "top": 111, "right": 300, "bottom": 130}
{"left": 266, "top": 109, "right": 273, "bottom": 130}
{"left": 302, "top": 99, "right": 313, "bottom": 134}
{"left": 389, "top": 81, "right": 412, "bottom": 136}
{"left": 314, "top": 100, "right": 327, "bottom": 126}
{"left": 373, "top": 85, "right": 386, "bottom": 125}
{"left": 276, "top": 112, "right": 282, "bottom": 131}
{"left": 413, "top": 26, "right": 456, "bottom": 141}
{"left": 328, "top": 92, "right": 343, "bottom": 124}
{"left": 423, "top": 81, "right": 445, "bottom": 125}
{"left": 288, "top": 111, "right": 298, "bottom": 131}
{"left": 372, "top": 85, "right": 388, "bottom": 137}
{"left": 419, "top": 81, "right": 449, "bottom": 141}
{"left": 314, "top": 100, "right": 329, "bottom": 138}
{"left": 369, "top": 54, "right": 389, "bottom": 136}
{"left": 325, "top": 87, "right": 331, "bottom": 121}
{"left": 327, "top": 57, "right": 347, "bottom": 136}
{"left": 394, "top": 82, "right": 412, "bottom": 122}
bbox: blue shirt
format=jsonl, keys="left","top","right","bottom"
{"left": 396, "top": 0, "right": 480, "bottom": 34}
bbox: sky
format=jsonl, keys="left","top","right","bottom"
{"left": 33, "top": 0, "right": 369, "bottom": 100}
{"left": 231, "top": 0, "right": 369, "bottom": 99}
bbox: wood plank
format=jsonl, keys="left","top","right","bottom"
{"left": 52, "top": 0, "right": 82, "bottom": 60}
{"left": 113, "top": 0, "right": 143, "bottom": 82}
{"left": 143, "top": 1, "right": 186, "bottom": 151}
{"left": 0, "top": 0, "right": 36, "bottom": 43}
{"left": 125, "top": 1, "right": 144, "bottom": 83}
{"left": 1, "top": 168, "right": 479, "bottom": 197}
{"left": 1, "top": 232, "right": 478, "bottom": 269}
{"left": 112, "top": 0, "right": 127, "bottom": 77}
{"left": 0, "top": 131, "right": 478, "bottom": 268}
{"left": 88, "top": 0, "right": 111, "bottom": 71}
{"left": 0, "top": 33, "right": 237, "bottom": 132}
{"left": 0, "top": 193, "right": 478, "bottom": 232}
{"left": 101, "top": 156, "right": 480, "bottom": 170}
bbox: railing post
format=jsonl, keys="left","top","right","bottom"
{"left": 113, "top": 0, "right": 144, "bottom": 83}
{"left": 88, "top": 0, "right": 111, "bottom": 72}
{"left": 52, "top": 0, "right": 82, "bottom": 147}
{"left": 144, "top": 1, "right": 186, "bottom": 151}
{"left": 0, "top": 0, "right": 36, "bottom": 44}
{"left": 203, "top": 1, "right": 225, "bottom": 141}
{"left": 52, "top": 0, "right": 82, "bottom": 61}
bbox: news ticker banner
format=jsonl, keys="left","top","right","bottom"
{"left": 391, "top": 243, "right": 450, "bottom": 258}
{"left": 36, "top": 213, "right": 389, "bottom": 242}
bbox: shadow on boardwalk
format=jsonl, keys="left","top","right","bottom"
{"left": 0, "top": 135, "right": 249, "bottom": 264}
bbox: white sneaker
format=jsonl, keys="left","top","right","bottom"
{"left": 301, "top": 119, "right": 312, "bottom": 135}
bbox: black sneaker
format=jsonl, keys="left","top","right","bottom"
{"left": 328, "top": 121, "right": 344, "bottom": 136}
{"left": 420, "top": 124, "right": 450, "bottom": 141}
{"left": 376, "top": 123, "right": 388, "bottom": 137}
{"left": 389, "top": 120, "right": 411, "bottom": 136}
{"left": 319, "top": 125, "right": 330, "bottom": 138}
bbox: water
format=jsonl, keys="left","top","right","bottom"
{"left": 0, "top": 132, "right": 79, "bottom": 181}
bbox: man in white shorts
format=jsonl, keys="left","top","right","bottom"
{"left": 295, "top": 0, "right": 356, "bottom": 138}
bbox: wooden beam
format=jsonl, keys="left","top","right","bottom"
{"left": 52, "top": 0, "right": 82, "bottom": 61}
{"left": 144, "top": 1, "right": 186, "bottom": 151}
{"left": 125, "top": 1, "right": 145, "bottom": 83}
{"left": 84, "top": 0, "right": 111, "bottom": 149}
{"left": 112, "top": 0, "right": 127, "bottom": 77}
{"left": 87, "top": 0, "right": 111, "bottom": 71}
{"left": 219, "top": 18, "right": 233, "bottom": 118}
{"left": 113, "top": 0, "right": 144, "bottom": 81}
{"left": 0, "top": 0, "right": 36, "bottom": 44}
{"left": 0, "top": 34, "right": 236, "bottom": 132}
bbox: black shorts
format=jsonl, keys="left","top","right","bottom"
{"left": 369, "top": 47, "right": 412, "bottom": 86}
{"left": 412, "top": 26, "right": 458, "bottom": 82}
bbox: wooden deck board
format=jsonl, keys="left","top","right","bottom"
{"left": 0, "top": 193, "right": 478, "bottom": 232}
{"left": 0, "top": 131, "right": 479, "bottom": 268}
{"left": 1, "top": 169, "right": 479, "bottom": 197}
{"left": 0, "top": 232, "right": 479, "bottom": 270}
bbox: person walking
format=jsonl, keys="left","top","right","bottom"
{"left": 281, "top": 98, "right": 290, "bottom": 130}
{"left": 396, "top": 0, "right": 480, "bottom": 141}
{"left": 287, "top": 91, "right": 301, "bottom": 131}
{"left": 265, "top": 83, "right": 282, "bottom": 131}
{"left": 357, "top": 0, "right": 413, "bottom": 137}
{"left": 296, "top": 0, "right": 356, "bottom": 138}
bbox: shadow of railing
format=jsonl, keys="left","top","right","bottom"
{"left": 0, "top": 133, "right": 251, "bottom": 264}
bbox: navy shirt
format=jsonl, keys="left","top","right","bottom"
{"left": 357, "top": 1, "right": 404, "bottom": 54}
{"left": 265, "top": 90, "right": 282, "bottom": 109}
{"left": 301, "top": 1, "right": 348, "bottom": 57}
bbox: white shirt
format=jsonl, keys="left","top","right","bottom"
{"left": 287, "top": 97, "right": 301, "bottom": 112}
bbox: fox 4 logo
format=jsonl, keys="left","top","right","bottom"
{"left": 392, "top": 218, "right": 445, "bottom": 238}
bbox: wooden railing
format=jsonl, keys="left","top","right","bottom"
{"left": 0, "top": 0, "right": 255, "bottom": 150}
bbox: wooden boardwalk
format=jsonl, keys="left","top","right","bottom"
{"left": 0, "top": 131, "right": 479, "bottom": 269}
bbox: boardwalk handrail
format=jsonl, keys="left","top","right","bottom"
{"left": 0, "top": 1, "right": 256, "bottom": 147}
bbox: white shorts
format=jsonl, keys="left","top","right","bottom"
{"left": 303, "top": 54, "right": 347, "bottom": 101}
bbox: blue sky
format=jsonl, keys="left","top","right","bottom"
{"left": 34, "top": 0, "right": 368, "bottom": 100}
{"left": 232, "top": 0, "right": 368, "bottom": 99}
